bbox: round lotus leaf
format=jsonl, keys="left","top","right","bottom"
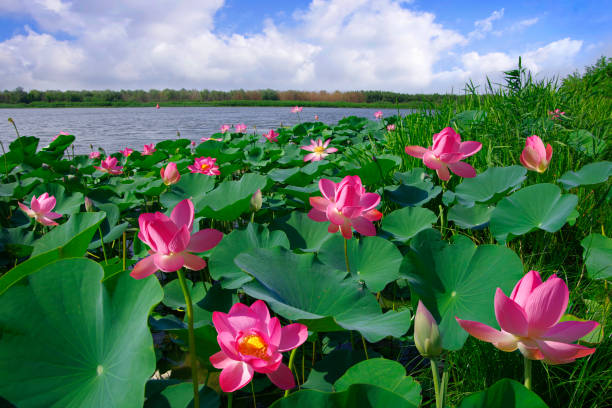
{"left": 381, "top": 206, "right": 438, "bottom": 242}
{"left": 558, "top": 161, "right": 612, "bottom": 190}
{"left": 489, "top": 183, "right": 578, "bottom": 243}
{"left": 453, "top": 166, "right": 526, "bottom": 206}
{"left": 581, "top": 233, "right": 612, "bottom": 280}
{"left": 0, "top": 258, "right": 163, "bottom": 408}
{"left": 458, "top": 379, "right": 548, "bottom": 408}
{"left": 448, "top": 203, "right": 495, "bottom": 229}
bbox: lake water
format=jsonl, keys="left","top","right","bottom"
{"left": 0, "top": 106, "right": 412, "bottom": 154}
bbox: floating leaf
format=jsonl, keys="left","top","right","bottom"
{"left": 458, "top": 379, "right": 548, "bottom": 408}
{"left": 160, "top": 172, "right": 216, "bottom": 210}
{"left": 236, "top": 247, "right": 412, "bottom": 343}
{"left": 144, "top": 381, "right": 220, "bottom": 408}
{"left": 448, "top": 204, "right": 495, "bottom": 229}
{"left": 401, "top": 230, "right": 523, "bottom": 350}
{"left": 558, "top": 161, "right": 612, "bottom": 190}
{"left": 489, "top": 183, "right": 578, "bottom": 243}
{"left": 0, "top": 259, "right": 163, "bottom": 408}
{"left": 453, "top": 166, "right": 526, "bottom": 206}
{"left": 270, "top": 211, "right": 332, "bottom": 251}
{"left": 381, "top": 207, "right": 438, "bottom": 242}
{"left": 387, "top": 168, "right": 441, "bottom": 207}
{"left": 581, "top": 234, "right": 612, "bottom": 280}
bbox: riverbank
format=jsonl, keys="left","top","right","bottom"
{"left": 0, "top": 99, "right": 431, "bottom": 109}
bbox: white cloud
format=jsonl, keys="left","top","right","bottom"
{"left": 0, "top": 0, "right": 591, "bottom": 93}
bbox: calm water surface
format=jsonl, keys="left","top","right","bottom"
{"left": 0, "top": 106, "right": 412, "bottom": 154}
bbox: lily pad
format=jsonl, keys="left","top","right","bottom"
{"left": 208, "top": 223, "right": 290, "bottom": 289}
{"left": 160, "top": 172, "right": 216, "bottom": 210}
{"left": 558, "top": 161, "right": 612, "bottom": 190}
{"left": 235, "top": 247, "right": 412, "bottom": 343}
{"left": 144, "top": 382, "right": 220, "bottom": 408}
{"left": 453, "top": 166, "right": 526, "bottom": 206}
{"left": 387, "top": 168, "right": 442, "bottom": 207}
{"left": 0, "top": 258, "right": 163, "bottom": 408}
{"left": 270, "top": 211, "right": 332, "bottom": 251}
{"left": 489, "top": 183, "right": 578, "bottom": 243}
{"left": 381, "top": 207, "right": 438, "bottom": 242}
{"left": 401, "top": 230, "right": 524, "bottom": 350}
{"left": 458, "top": 379, "right": 548, "bottom": 408}
{"left": 581, "top": 234, "right": 612, "bottom": 280}
{"left": 448, "top": 204, "right": 495, "bottom": 229}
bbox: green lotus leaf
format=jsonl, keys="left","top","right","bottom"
{"left": 162, "top": 278, "right": 207, "bottom": 310}
{"left": 448, "top": 203, "right": 495, "bottom": 229}
{"left": 381, "top": 206, "right": 438, "bottom": 242}
{"left": 334, "top": 359, "right": 421, "bottom": 407}
{"left": 144, "top": 381, "right": 220, "bottom": 408}
{"left": 209, "top": 223, "right": 290, "bottom": 288}
{"left": 401, "top": 229, "right": 523, "bottom": 350}
{"left": 458, "top": 379, "right": 548, "bottom": 408}
{"left": 318, "top": 235, "right": 403, "bottom": 292}
{"left": 581, "top": 233, "right": 612, "bottom": 280}
{"left": 0, "top": 259, "right": 163, "bottom": 408}
{"left": 160, "top": 172, "right": 216, "bottom": 210}
{"left": 196, "top": 140, "right": 242, "bottom": 162}
{"left": 490, "top": 183, "right": 578, "bottom": 243}
{"left": 270, "top": 384, "right": 416, "bottom": 408}
{"left": 197, "top": 173, "right": 269, "bottom": 221}
{"left": 0, "top": 212, "right": 106, "bottom": 295}
{"left": 1, "top": 136, "right": 39, "bottom": 171}
{"left": 567, "top": 129, "right": 606, "bottom": 157}
{"left": 386, "top": 168, "right": 442, "bottom": 207}
{"left": 340, "top": 157, "right": 399, "bottom": 186}
{"left": 558, "top": 161, "right": 612, "bottom": 190}
{"left": 451, "top": 110, "right": 486, "bottom": 132}
{"left": 235, "top": 247, "right": 412, "bottom": 343}
{"left": 302, "top": 349, "right": 371, "bottom": 392}
{"left": 270, "top": 211, "right": 332, "bottom": 252}
{"left": 88, "top": 203, "right": 128, "bottom": 250}
{"left": 453, "top": 166, "right": 526, "bottom": 206}
{"left": 31, "top": 182, "right": 84, "bottom": 215}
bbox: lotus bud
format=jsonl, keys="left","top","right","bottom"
{"left": 414, "top": 300, "right": 442, "bottom": 359}
{"left": 160, "top": 162, "right": 180, "bottom": 186}
{"left": 250, "top": 189, "right": 262, "bottom": 212}
{"left": 84, "top": 197, "right": 94, "bottom": 212}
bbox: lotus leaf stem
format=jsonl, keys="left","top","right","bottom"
{"left": 177, "top": 269, "right": 199, "bottom": 408}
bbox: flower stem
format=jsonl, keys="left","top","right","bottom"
{"left": 431, "top": 359, "right": 442, "bottom": 408}
{"left": 251, "top": 380, "right": 257, "bottom": 408}
{"left": 284, "top": 347, "right": 299, "bottom": 397}
{"left": 177, "top": 269, "right": 199, "bottom": 408}
{"left": 361, "top": 336, "right": 369, "bottom": 360}
{"left": 122, "top": 231, "right": 126, "bottom": 270}
{"left": 343, "top": 238, "right": 351, "bottom": 275}
{"left": 441, "top": 362, "right": 448, "bottom": 408}
{"left": 98, "top": 226, "right": 108, "bottom": 264}
{"left": 227, "top": 392, "right": 233, "bottom": 408}
{"left": 524, "top": 356, "right": 532, "bottom": 391}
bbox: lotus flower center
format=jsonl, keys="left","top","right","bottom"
{"left": 314, "top": 146, "right": 326, "bottom": 154}
{"left": 201, "top": 163, "right": 210, "bottom": 171}
{"left": 237, "top": 334, "right": 268, "bottom": 359}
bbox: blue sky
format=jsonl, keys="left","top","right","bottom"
{"left": 0, "top": 0, "right": 609, "bottom": 92}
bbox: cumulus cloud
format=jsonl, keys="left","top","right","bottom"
{"left": 0, "top": 0, "right": 591, "bottom": 92}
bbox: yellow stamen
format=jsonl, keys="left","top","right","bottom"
{"left": 200, "top": 163, "right": 210, "bottom": 170}
{"left": 238, "top": 334, "right": 268, "bottom": 359}
{"left": 313, "top": 146, "right": 326, "bottom": 154}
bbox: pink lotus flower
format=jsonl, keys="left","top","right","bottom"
{"left": 456, "top": 270, "right": 598, "bottom": 365}
{"left": 94, "top": 157, "right": 123, "bottom": 175}
{"left": 18, "top": 193, "right": 62, "bottom": 226}
{"left": 301, "top": 138, "right": 338, "bottom": 162}
{"left": 235, "top": 123, "right": 247, "bottom": 133}
{"left": 201, "top": 136, "right": 223, "bottom": 142}
{"left": 131, "top": 199, "right": 223, "bottom": 279}
{"left": 191, "top": 141, "right": 196, "bottom": 146}
{"left": 549, "top": 108, "right": 565, "bottom": 119}
{"left": 405, "top": 127, "right": 481, "bottom": 181}
{"left": 263, "top": 129, "right": 279, "bottom": 143}
{"left": 387, "top": 124, "right": 396, "bottom": 131}
{"left": 220, "top": 124, "right": 231, "bottom": 133}
{"left": 89, "top": 151, "right": 101, "bottom": 159}
{"left": 187, "top": 156, "right": 220, "bottom": 175}
{"left": 291, "top": 106, "right": 303, "bottom": 113}
{"left": 315, "top": 115, "right": 319, "bottom": 121}
{"left": 160, "top": 162, "right": 181, "bottom": 185}
{"left": 120, "top": 147, "right": 133, "bottom": 157}
{"left": 143, "top": 144, "right": 156, "bottom": 155}
{"left": 210, "top": 300, "right": 308, "bottom": 392}
{"left": 374, "top": 111, "right": 383, "bottom": 120}
{"left": 308, "top": 175, "right": 382, "bottom": 239}
{"left": 52, "top": 131, "right": 70, "bottom": 142}
{"left": 520, "top": 135, "right": 552, "bottom": 173}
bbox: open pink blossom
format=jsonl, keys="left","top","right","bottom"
{"left": 291, "top": 106, "right": 303, "bottom": 113}
{"left": 520, "top": 135, "right": 552, "bottom": 173}
{"left": 143, "top": 144, "right": 156, "bottom": 155}
{"left": 405, "top": 127, "right": 482, "bottom": 181}
{"left": 456, "top": 270, "right": 598, "bottom": 365}
{"left": 94, "top": 156, "right": 123, "bottom": 175}
{"left": 235, "top": 123, "right": 247, "bottom": 133}
{"left": 314, "top": 115, "right": 319, "bottom": 121}
{"left": 301, "top": 138, "right": 338, "bottom": 162}
{"left": 160, "top": 162, "right": 181, "bottom": 185}
{"left": 52, "top": 131, "right": 70, "bottom": 142}
{"left": 549, "top": 108, "right": 565, "bottom": 119}
{"left": 89, "top": 151, "right": 101, "bottom": 159}
{"left": 210, "top": 300, "right": 308, "bottom": 392}
{"left": 308, "top": 175, "right": 382, "bottom": 239}
{"left": 19, "top": 193, "right": 62, "bottom": 226}
{"left": 220, "top": 124, "right": 231, "bottom": 133}
{"left": 131, "top": 199, "right": 223, "bottom": 279}
{"left": 387, "top": 124, "right": 396, "bottom": 131}
{"left": 374, "top": 111, "right": 383, "bottom": 119}
{"left": 187, "top": 156, "right": 220, "bottom": 175}
{"left": 263, "top": 129, "right": 279, "bottom": 142}
{"left": 119, "top": 147, "right": 133, "bottom": 157}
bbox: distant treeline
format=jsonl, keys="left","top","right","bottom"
{"left": 0, "top": 87, "right": 455, "bottom": 106}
